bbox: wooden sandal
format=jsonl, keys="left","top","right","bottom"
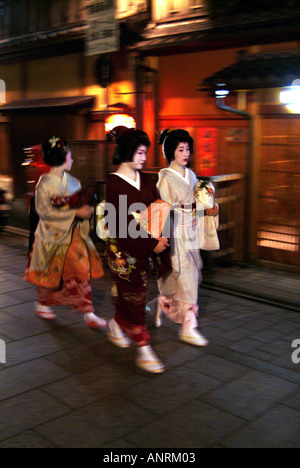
{"left": 35, "top": 308, "right": 57, "bottom": 320}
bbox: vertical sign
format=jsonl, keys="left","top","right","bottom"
{"left": 196, "top": 127, "right": 218, "bottom": 176}
{"left": 86, "top": 0, "right": 119, "bottom": 56}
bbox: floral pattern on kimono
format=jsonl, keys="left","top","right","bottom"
{"left": 104, "top": 171, "right": 160, "bottom": 346}
{"left": 24, "top": 172, "right": 103, "bottom": 289}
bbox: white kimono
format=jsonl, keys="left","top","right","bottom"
{"left": 156, "top": 167, "right": 202, "bottom": 330}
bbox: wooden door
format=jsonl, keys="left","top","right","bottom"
{"left": 257, "top": 114, "right": 300, "bottom": 266}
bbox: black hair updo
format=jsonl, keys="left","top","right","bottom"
{"left": 41, "top": 136, "right": 69, "bottom": 167}
{"left": 158, "top": 128, "right": 193, "bottom": 165}
{"left": 107, "top": 126, "right": 150, "bottom": 165}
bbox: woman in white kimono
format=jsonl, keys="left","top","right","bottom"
{"left": 155, "top": 129, "right": 218, "bottom": 346}
{"left": 24, "top": 136, "right": 106, "bottom": 330}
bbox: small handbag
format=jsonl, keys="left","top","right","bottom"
{"left": 132, "top": 199, "right": 171, "bottom": 239}
{"left": 195, "top": 180, "right": 220, "bottom": 251}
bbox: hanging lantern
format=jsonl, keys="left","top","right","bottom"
{"left": 105, "top": 114, "right": 136, "bottom": 133}
{"left": 280, "top": 79, "right": 300, "bottom": 113}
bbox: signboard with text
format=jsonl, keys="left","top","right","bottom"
{"left": 85, "top": 0, "right": 119, "bottom": 56}
{"left": 196, "top": 127, "right": 218, "bottom": 176}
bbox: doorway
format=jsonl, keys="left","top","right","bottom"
{"left": 257, "top": 113, "right": 300, "bottom": 267}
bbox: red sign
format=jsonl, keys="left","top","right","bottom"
{"left": 196, "top": 127, "right": 218, "bottom": 176}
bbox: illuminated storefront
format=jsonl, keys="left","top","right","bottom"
{"left": 0, "top": 0, "right": 299, "bottom": 269}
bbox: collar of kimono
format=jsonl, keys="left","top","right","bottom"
{"left": 165, "top": 167, "right": 190, "bottom": 184}
{"left": 112, "top": 171, "right": 141, "bottom": 191}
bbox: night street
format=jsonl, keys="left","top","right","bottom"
{"left": 0, "top": 231, "right": 299, "bottom": 448}
{"left": 1, "top": 0, "right": 300, "bottom": 452}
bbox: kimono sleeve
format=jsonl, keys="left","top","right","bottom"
{"left": 157, "top": 175, "right": 177, "bottom": 205}
{"left": 35, "top": 179, "right": 77, "bottom": 226}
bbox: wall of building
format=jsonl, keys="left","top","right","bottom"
{"left": 158, "top": 48, "right": 240, "bottom": 117}
{"left": 154, "top": 47, "right": 249, "bottom": 173}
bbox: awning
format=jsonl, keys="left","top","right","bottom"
{"left": 132, "top": 6, "right": 300, "bottom": 56}
{"left": 200, "top": 51, "right": 300, "bottom": 92}
{"left": 0, "top": 24, "right": 86, "bottom": 62}
{"left": 0, "top": 96, "right": 95, "bottom": 113}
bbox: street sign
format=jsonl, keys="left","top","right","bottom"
{"left": 85, "top": 0, "right": 119, "bottom": 56}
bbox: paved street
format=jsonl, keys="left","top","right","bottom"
{"left": 0, "top": 231, "right": 299, "bottom": 448}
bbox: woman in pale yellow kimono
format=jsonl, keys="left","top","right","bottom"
{"left": 155, "top": 129, "right": 218, "bottom": 346}
{"left": 24, "top": 136, "right": 106, "bottom": 330}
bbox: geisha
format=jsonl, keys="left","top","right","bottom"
{"left": 104, "top": 126, "right": 169, "bottom": 373}
{"left": 155, "top": 129, "right": 219, "bottom": 346}
{"left": 24, "top": 136, "right": 106, "bottom": 329}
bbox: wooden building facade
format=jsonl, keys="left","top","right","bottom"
{"left": 0, "top": 0, "right": 299, "bottom": 270}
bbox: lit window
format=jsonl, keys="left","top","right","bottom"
{"left": 190, "top": 0, "right": 204, "bottom": 8}
{"left": 117, "top": 0, "right": 147, "bottom": 18}
{"left": 168, "top": 0, "right": 181, "bottom": 13}
{"left": 257, "top": 225, "right": 299, "bottom": 252}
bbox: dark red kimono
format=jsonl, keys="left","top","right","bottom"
{"left": 105, "top": 171, "right": 160, "bottom": 346}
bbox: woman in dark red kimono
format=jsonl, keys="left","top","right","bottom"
{"left": 105, "top": 126, "right": 169, "bottom": 373}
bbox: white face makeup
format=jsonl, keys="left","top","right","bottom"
{"left": 174, "top": 142, "right": 190, "bottom": 167}
{"left": 130, "top": 145, "right": 148, "bottom": 170}
{"left": 63, "top": 150, "right": 73, "bottom": 172}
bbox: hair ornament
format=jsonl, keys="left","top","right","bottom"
{"left": 41, "top": 136, "right": 69, "bottom": 167}
{"left": 49, "top": 136, "right": 60, "bottom": 148}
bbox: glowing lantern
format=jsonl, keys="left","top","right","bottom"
{"left": 280, "top": 79, "right": 300, "bottom": 113}
{"left": 105, "top": 114, "right": 136, "bottom": 133}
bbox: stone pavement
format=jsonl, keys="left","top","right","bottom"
{"left": 201, "top": 263, "right": 300, "bottom": 313}
{"left": 0, "top": 231, "right": 299, "bottom": 448}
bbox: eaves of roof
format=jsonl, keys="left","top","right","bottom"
{"left": 200, "top": 51, "right": 300, "bottom": 91}
{"left": 0, "top": 23, "right": 86, "bottom": 61}
{"left": 0, "top": 96, "right": 95, "bottom": 113}
{"left": 132, "top": 6, "right": 300, "bottom": 55}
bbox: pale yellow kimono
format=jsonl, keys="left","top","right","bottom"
{"left": 24, "top": 172, "right": 101, "bottom": 289}
{"left": 156, "top": 167, "right": 202, "bottom": 330}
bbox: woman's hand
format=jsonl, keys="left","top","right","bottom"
{"left": 206, "top": 204, "right": 219, "bottom": 216}
{"left": 154, "top": 237, "right": 170, "bottom": 254}
{"left": 75, "top": 205, "right": 94, "bottom": 219}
